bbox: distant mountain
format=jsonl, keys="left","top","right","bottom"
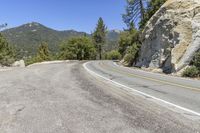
{"left": 1, "top": 22, "right": 87, "bottom": 58}
{"left": 104, "top": 30, "right": 121, "bottom": 52}
{"left": 106, "top": 30, "right": 120, "bottom": 41}
{"left": 1, "top": 22, "right": 120, "bottom": 58}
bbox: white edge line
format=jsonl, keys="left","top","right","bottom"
{"left": 83, "top": 61, "right": 200, "bottom": 117}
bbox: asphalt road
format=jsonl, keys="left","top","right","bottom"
{"left": 0, "top": 61, "right": 200, "bottom": 133}
{"left": 85, "top": 61, "right": 200, "bottom": 115}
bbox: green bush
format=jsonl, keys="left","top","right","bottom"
{"left": 181, "top": 52, "right": 200, "bottom": 78}
{"left": 118, "top": 29, "right": 139, "bottom": 57}
{"left": 192, "top": 52, "right": 200, "bottom": 70}
{"left": 104, "top": 50, "right": 121, "bottom": 60}
{"left": 25, "top": 42, "right": 51, "bottom": 66}
{"left": 182, "top": 66, "right": 199, "bottom": 78}
{"left": 36, "top": 42, "right": 51, "bottom": 61}
{"left": 59, "top": 37, "right": 96, "bottom": 60}
{"left": 25, "top": 56, "right": 38, "bottom": 66}
{"left": 0, "top": 34, "right": 15, "bottom": 66}
{"left": 123, "top": 44, "right": 139, "bottom": 66}
{"left": 0, "top": 56, "right": 15, "bottom": 66}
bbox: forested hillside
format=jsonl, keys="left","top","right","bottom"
{"left": 1, "top": 22, "right": 87, "bottom": 58}
{"left": 1, "top": 22, "right": 120, "bottom": 58}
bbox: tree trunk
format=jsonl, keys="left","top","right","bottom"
{"left": 99, "top": 45, "right": 102, "bottom": 60}
{"left": 139, "top": 0, "right": 145, "bottom": 20}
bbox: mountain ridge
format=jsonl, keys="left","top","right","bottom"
{"left": 1, "top": 22, "right": 120, "bottom": 58}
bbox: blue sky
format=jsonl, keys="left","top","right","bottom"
{"left": 0, "top": 0, "right": 126, "bottom": 33}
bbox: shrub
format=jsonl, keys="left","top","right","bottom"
{"left": 24, "top": 42, "right": 52, "bottom": 66}
{"left": 0, "top": 56, "right": 15, "bottom": 66}
{"left": 0, "top": 34, "right": 15, "bottom": 66}
{"left": 118, "top": 29, "right": 139, "bottom": 57}
{"left": 25, "top": 56, "right": 38, "bottom": 66}
{"left": 36, "top": 42, "right": 51, "bottom": 61}
{"left": 182, "top": 66, "right": 199, "bottom": 78}
{"left": 59, "top": 37, "right": 96, "bottom": 60}
{"left": 123, "top": 44, "right": 139, "bottom": 66}
{"left": 104, "top": 50, "right": 121, "bottom": 60}
{"left": 181, "top": 51, "right": 200, "bottom": 78}
{"left": 192, "top": 52, "right": 200, "bottom": 70}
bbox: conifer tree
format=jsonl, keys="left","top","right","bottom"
{"left": 122, "top": 0, "right": 146, "bottom": 29}
{"left": 92, "top": 17, "right": 107, "bottom": 60}
{"left": 37, "top": 42, "right": 50, "bottom": 61}
{"left": 0, "top": 33, "right": 15, "bottom": 66}
{"left": 123, "top": 0, "right": 166, "bottom": 29}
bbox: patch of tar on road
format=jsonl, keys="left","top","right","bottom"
{"left": 139, "top": 85, "right": 168, "bottom": 94}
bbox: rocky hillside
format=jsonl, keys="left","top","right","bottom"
{"left": 1, "top": 22, "right": 120, "bottom": 58}
{"left": 136, "top": 0, "right": 200, "bottom": 73}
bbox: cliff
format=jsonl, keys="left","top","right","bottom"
{"left": 136, "top": 0, "right": 200, "bottom": 73}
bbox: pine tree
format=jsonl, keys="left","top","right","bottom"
{"left": 140, "top": 0, "right": 166, "bottom": 28}
{"left": 122, "top": 0, "right": 146, "bottom": 29}
{"left": 123, "top": 0, "right": 167, "bottom": 29}
{"left": 37, "top": 42, "right": 50, "bottom": 61}
{"left": 0, "top": 33, "right": 15, "bottom": 66}
{"left": 92, "top": 17, "right": 107, "bottom": 60}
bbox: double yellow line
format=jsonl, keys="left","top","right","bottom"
{"left": 99, "top": 62, "right": 200, "bottom": 92}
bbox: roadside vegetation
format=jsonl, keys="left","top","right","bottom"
{"left": 25, "top": 17, "right": 107, "bottom": 65}
{"left": 182, "top": 66, "right": 199, "bottom": 78}
{"left": 103, "top": 50, "right": 121, "bottom": 60}
{"left": 59, "top": 36, "right": 96, "bottom": 60}
{"left": 92, "top": 17, "right": 107, "bottom": 60}
{"left": 118, "top": 26, "right": 140, "bottom": 66}
{"left": 0, "top": 0, "right": 167, "bottom": 67}
{"left": 182, "top": 52, "right": 200, "bottom": 78}
{"left": 25, "top": 42, "right": 51, "bottom": 66}
{"left": 0, "top": 33, "right": 15, "bottom": 66}
{"left": 120, "top": 0, "right": 166, "bottom": 66}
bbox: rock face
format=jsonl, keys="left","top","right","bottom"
{"left": 136, "top": 0, "right": 200, "bottom": 73}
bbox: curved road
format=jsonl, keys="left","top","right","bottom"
{"left": 0, "top": 61, "right": 199, "bottom": 132}
{"left": 85, "top": 61, "right": 200, "bottom": 115}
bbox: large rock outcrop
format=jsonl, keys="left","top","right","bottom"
{"left": 136, "top": 0, "right": 200, "bottom": 73}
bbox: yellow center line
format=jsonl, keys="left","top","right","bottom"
{"left": 99, "top": 62, "right": 200, "bottom": 92}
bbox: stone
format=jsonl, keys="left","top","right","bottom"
{"left": 12, "top": 60, "right": 25, "bottom": 67}
{"left": 136, "top": 0, "right": 200, "bottom": 73}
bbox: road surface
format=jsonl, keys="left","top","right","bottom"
{"left": 85, "top": 61, "right": 200, "bottom": 115}
{"left": 0, "top": 61, "right": 199, "bottom": 133}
